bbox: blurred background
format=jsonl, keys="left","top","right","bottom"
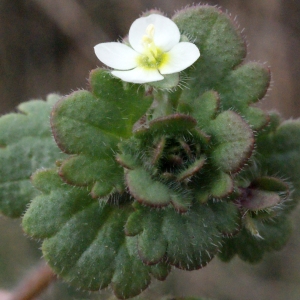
{"left": 1, "top": 0, "right": 300, "bottom": 299}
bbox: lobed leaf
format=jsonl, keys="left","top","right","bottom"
{"left": 257, "top": 118, "right": 300, "bottom": 208}
{"left": 208, "top": 201, "right": 241, "bottom": 236}
{"left": 59, "top": 155, "right": 124, "bottom": 197}
{"left": 216, "top": 62, "right": 270, "bottom": 129}
{"left": 207, "top": 111, "right": 254, "bottom": 173}
{"left": 173, "top": 6, "right": 270, "bottom": 130}
{"left": 90, "top": 68, "right": 153, "bottom": 132}
{"left": 218, "top": 215, "right": 292, "bottom": 263}
{"left": 173, "top": 5, "right": 246, "bottom": 93}
{"left": 0, "top": 94, "right": 66, "bottom": 218}
{"left": 23, "top": 169, "right": 170, "bottom": 299}
{"left": 125, "top": 202, "right": 224, "bottom": 269}
{"left": 51, "top": 69, "right": 152, "bottom": 198}
{"left": 178, "top": 91, "right": 220, "bottom": 129}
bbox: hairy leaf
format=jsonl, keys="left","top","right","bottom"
{"left": 208, "top": 201, "right": 241, "bottom": 236}
{"left": 238, "top": 176, "right": 289, "bottom": 211}
{"left": 218, "top": 215, "right": 292, "bottom": 263}
{"left": 257, "top": 117, "right": 300, "bottom": 208}
{"left": 173, "top": 5, "right": 270, "bottom": 130}
{"left": 178, "top": 91, "right": 220, "bottom": 128}
{"left": 51, "top": 69, "right": 152, "bottom": 198}
{"left": 125, "top": 201, "right": 229, "bottom": 269}
{"left": 0, "top": 94, "right": 65, "bottom": 218}
{"left": 194, "top": 170, "right": 234, "bottom": 203}
{"left": 207, "top": 111, "right": 254, "bottom": 173}
{"left": 133, "top": 113, "right": 197, "bottom": 136}
{"left": 23, "top": 169, "right": 170, "bottom": 299}
{"left": 216, "top": 62, "right": 270, "bottom": 129}
{"left": 126, "top": 168, "right": 192, "bottom": 211}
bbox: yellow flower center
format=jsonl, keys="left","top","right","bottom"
{"left": 137, "top": 24, "right": 169, "bottom": 70}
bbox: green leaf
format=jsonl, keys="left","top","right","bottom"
{"left": 185, "top": 111, "right": 249, "bottom": 202}
{"left": 23, "top": 169, "right": 170, "bottom": 299}
{"left": 0, "top": 94, "right": 66, "bottom": 218}
{"left": 207, "top": 111, "right": 254, "bottom": 173}
{"left": 216, "top": 62, "right": 270, "bottom": 129}
{"left": 251, "top": 176, "right": 289, "bottom": 192}
{"left": 125, "top": 202, "right": 222, "bottom": 269}
{"left": 133, "top": 113, "right": 197, "bottom": 136}
{"left": 51, "top": 90, "right": 120, "bottom": 157}
{"left": 178, "top": 91, "right": 220, "bottom": 129}
{"left": 209, "top": 172, "right": 233, "bottom": 198}
{"left": 176, "top": 156, "right": 206, "bottom": 182}
{"left": 173, "top": 6, "right": 270, "bottom": 130}
{"left": 90, "top": 69, "right": 153, "bottom": 132}
{"left": 116, "top": 137, "right": 142, "bottom": 170}
{"left": 173, "top": 5, "right": 246, "bottom": 88}
{"left": 51, "top": 69, "right": 152, "bottom": 198}
{"left": 257, "top": 118, "right": 300, "bottom": 208}
{"left": 218, "top": 215, "right": 292, "bottom": 263}
{"left": 59, "top": 155, "right": 124, "bottom": 196}
{"left": 149, "top": 262, "right": 171, "bottom": 281}
{"left": 194, "top": 170, "right": 234, "bottom": 202}
{"left": 208, "top": 201, "right": 241, "bottom": 236}
{"left": 126, "top": 168, "right": 192, "bottom": 211}
{"left": 126, "top": 168, "right": 171, "bottom": 207}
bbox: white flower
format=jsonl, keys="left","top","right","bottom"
{"left": 94, "top": 14, "right": 200, "bottom": 84}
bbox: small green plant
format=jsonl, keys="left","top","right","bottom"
{"left": 1, "top": 5, "right": 299, "bottom": 300}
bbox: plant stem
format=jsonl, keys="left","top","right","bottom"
{"left": 10, "top": 262, "right": 56, "bottom": 300}
{"left": 152, "top": 90, "right": 173, "bottom": 119}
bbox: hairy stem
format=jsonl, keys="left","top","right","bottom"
{"left": 10, "top": 262, "right": 56, "bottom": 300}
{"left": 152, "top": 90, "right": 173, "bottom": 119}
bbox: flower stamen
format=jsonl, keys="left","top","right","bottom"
{"left": 141, "top": 24, "right": 158, "bottom": 64}
{"left": 139, "top": 24, "right": 167, "bottom": 69}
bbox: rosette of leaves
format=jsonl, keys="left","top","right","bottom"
{"left": 0, "top": 4, "right": 295, "bottom": 300}
{"left": 120, "top": 104, "right": 254, "bottom": 212}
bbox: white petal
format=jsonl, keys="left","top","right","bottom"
{"left": 112, "top": 67, "right": 164, "bottom": 84}
{"left": 129, "top": 14, "right": 180, "bottom": 53}
{"left": 159, "top": 42, "right": 200, "bottom": 74}
{"left": 94, "top": 42, "right": 138, "bottom": 70}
